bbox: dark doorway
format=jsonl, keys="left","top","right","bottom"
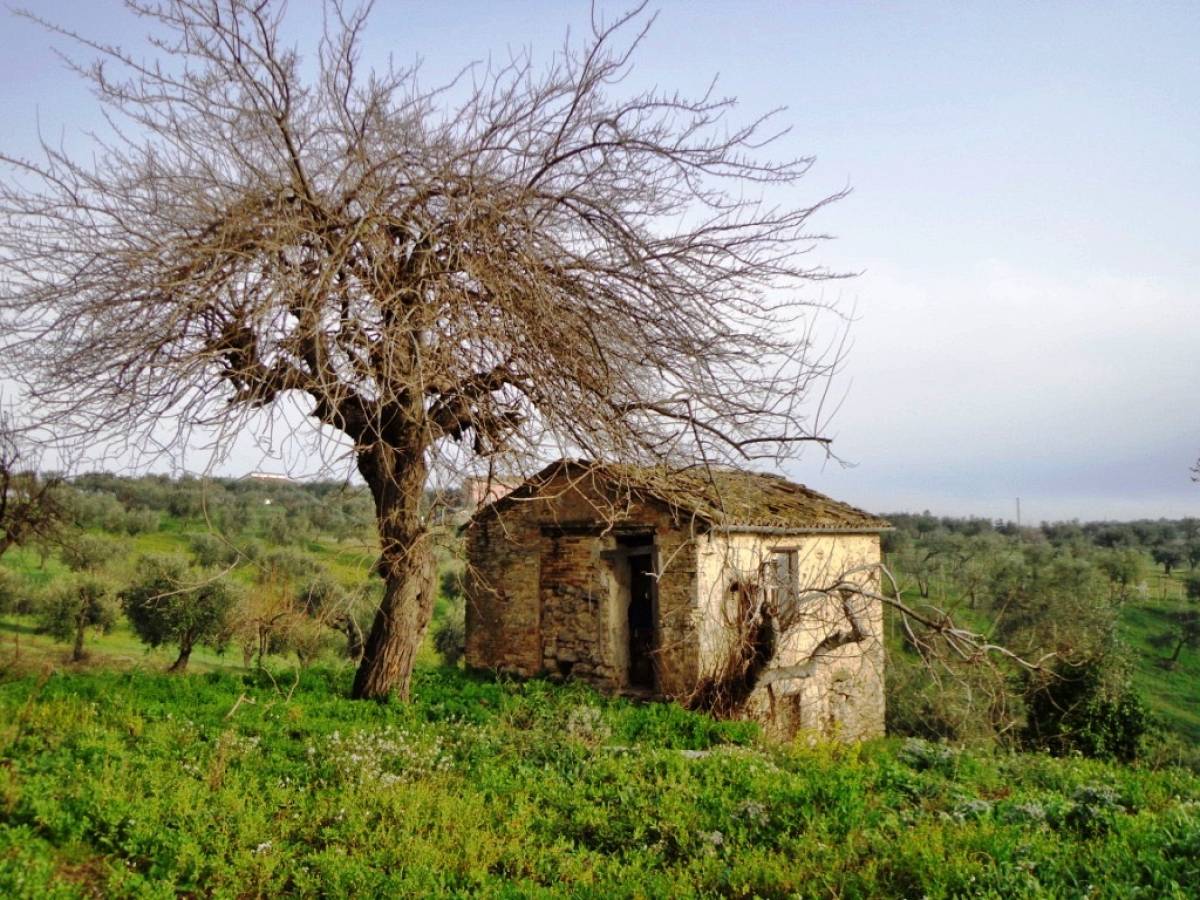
{"left": 627, "top": 551, "right": 656, "bottom": 689}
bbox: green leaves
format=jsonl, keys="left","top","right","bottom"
{"left": 119, "top": 555, "right": 241, "bottom": 666}
{"left": 36, "top": 574, "right": 117, "bottom": 656}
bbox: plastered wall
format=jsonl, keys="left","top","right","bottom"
{"left": 695, "top": 532, "right": 885, "bottom": 740}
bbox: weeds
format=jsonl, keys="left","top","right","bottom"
{"left": 0, "top": 666, "right": 1197, "bottom": 897}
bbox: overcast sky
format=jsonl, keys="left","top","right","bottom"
{"left": 1, "top": 1, "right": 1197, "bottom": 522}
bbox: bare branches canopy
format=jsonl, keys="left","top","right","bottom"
{"left": 0, "top": 1, "right": 847, "bottom": 698}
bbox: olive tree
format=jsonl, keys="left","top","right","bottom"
{"left": 0, "top": 1, "right": 850, "bottom": 699}
{"left": 1152, "top": 544, "right": 1185, "bottom": 577}
{"left": 120, "top": 555, "right": 239, "bottom": 672}
{"left": 60, "top": 533, "right": 123, "bottom": 574}
{"left": 1156, "top": 609, "right": 1200, "bottom": 669}
{"left": 1097, "top": 547, "right": 1144, "bottom": 603}
{"left": 39, "top": 575, "right": 117, "bottom": 662}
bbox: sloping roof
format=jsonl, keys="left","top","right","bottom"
{"left": 476, "top": 459, "right": 890, "bottom": 533}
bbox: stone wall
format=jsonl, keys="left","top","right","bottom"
{"left": 537, "top": 531, "right": 621, "bottom": 684}
{"left": 464, "top": 473, "right": 701, "bottom": 695}
{"left": 464, "top": 515, "right": 543, "bottom": 675}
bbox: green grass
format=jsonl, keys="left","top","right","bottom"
{"left": 0, "top": 615, "right": 294, "bottom": 675}
{"left": 0, "top": 666, "right": 1197, "bottom": 897}
{"left": 3, "top": 514, "right": 1200, "bottom": 895}
{"left": 1121, "top": 595, "right": 1200, "bottom": 744}
{"left": 0, "top": 546, "right": 71, "bottom": 590}
{"left": 300, "top": 537, "right": 379, "bottom": 585}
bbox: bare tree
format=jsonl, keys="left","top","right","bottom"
{"left": 0, "top": 1, "right": 848, "bottom": 699}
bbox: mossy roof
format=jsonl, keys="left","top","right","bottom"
{"left": 479, "top": 459, "right": 890, "bottom": 532}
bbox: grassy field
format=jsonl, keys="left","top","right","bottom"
{"left": 1120, "top": 583, "right": 1200, "bottom": 745}
{"left": 0, "top": 615, "right": 246, "bottom": 674}
{"left": 3, "top": 500, "right": 1200, "bottom": 895}
{"left": 0, "top": 665, "right": 1198, "bottom": 898}
{"left": 0, "top": 521, "right": 446, "bottom": 677}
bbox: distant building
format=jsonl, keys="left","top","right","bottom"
{"left": 464, "top": 459, "right": 890, "bottom": 741}
{"left": 461, "top": 474, "right": 522, "bottom": 510}
{"left": 245, "top": 471, "right": 294, "bottom": 484}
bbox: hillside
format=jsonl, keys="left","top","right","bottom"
{"left": 3, "top": 477, "right": 1200, "bottom": 749}
{"left": 1120, "top": 586, "right": 1200, "bottom": 745}
{"left": 1, "top": 478, "right": 1200, "bottom": 894}
{"left": 880, "top": 515, "right": 1200, "bottom": 754}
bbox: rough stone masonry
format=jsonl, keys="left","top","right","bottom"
{"left": 464, "top": 460, "right": 890, "bottom": 741}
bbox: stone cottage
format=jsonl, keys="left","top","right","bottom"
{"left": 464, "top": 459, "right": 891, "bottom": 740}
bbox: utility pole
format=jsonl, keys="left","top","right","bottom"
{"left": 1016, "top": 497, "right": 1021, "bottom": 528}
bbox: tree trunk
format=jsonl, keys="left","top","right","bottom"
{"left": 168, "top": 642, "right": 192, "bottom": 673}
{"left": 351, "top": 444, "right": 436, "bottom": 701}
{"left": 339, "top": 615, "right": 365, "bottom": 663}
{"left": 72, "top": 617, "right": 86, "bottom": 662}
{"left": 1169, "top": 639, "right": 1185, "bottom": 665}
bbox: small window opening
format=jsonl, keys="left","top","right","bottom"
{"left": 763, "top": 549, "right": 799, "bottom": 609}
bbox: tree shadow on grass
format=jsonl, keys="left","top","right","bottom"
{"left": 0, "top": 618, "right": 40, "bottom": 638}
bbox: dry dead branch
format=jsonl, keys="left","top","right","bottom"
{"left": 690, "top": 560, "right": 1058, "bottom": 720}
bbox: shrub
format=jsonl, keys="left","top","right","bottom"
{"left": 0, "top": 567, "right": 39, "bottom": 615}
{"left": 564, "top": 704, "right": 611, "bottom": 746}
{"left": 289, "top": 616, "right": 342, "bottom": 668}
{"left": 257, "top": 549, "right": 320, "bottom": 585}
{"left": 65, "top": 489, "right": 127, "bottom": 531}
{"left": 1185, "top": 572, "right": 1200, "bottom": 603}
{"left": 123, "top": 508, "right": 160, "bottom": 535}
{"left": 292, "top": 575, "right": 354, "bottom": 666}
{"left": 187, "top": 532, "right": 239, "bottom": 568}
{"left": 238, "top": 539, "right": 265, "bottom": 562}
{"left": 885, "top": 649, "right": 1015, "bottom": 745}
{"left": 439, "top": 568, "right": 464, "bottom": 601}
{"left": 432, "top": 570, "right": 466, "bottom": 667}
{"left": 1023, "top": 658, "right": 1149, "bottom": 762}
{"left": 1061, "top": 784, "right": 1126, "bottom": 836}
{"left": 898, "top": 737, "right": 959, "bottom": 774}
{"left": 432, "top": 618, "right": 465, "bottom": 667}
{"left": 295, "top": 574, "right": 346, "bottom": 616}
{"left": 264, "top": 511, "right": 309, "bottom": 546}
{"left": 60, "top": 533, "right": 121, "bottom": 572}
